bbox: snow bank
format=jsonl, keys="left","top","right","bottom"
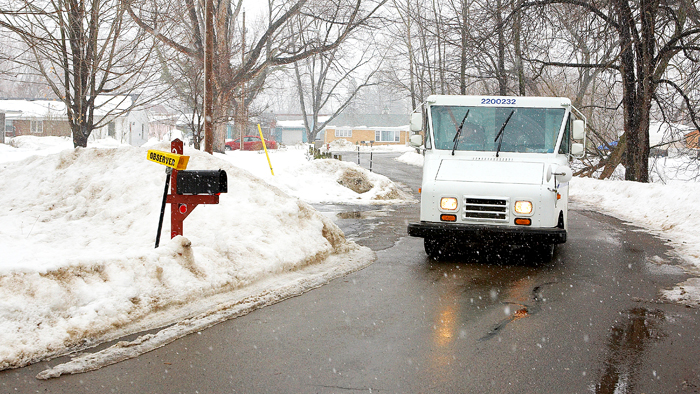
{"left": 395, "top": 151, "right": 424, "bottom": 167}
{"left": 220, "top": 148, "right": 415, "bottom": 204}
{"left": 0, "top": 143, "right": 372, "bottom": 372}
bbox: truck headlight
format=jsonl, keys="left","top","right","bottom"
{"left": 440, "top": 197, "right": 458, "bottom": 210}
{"left": 514, "top": 201, "right": 533, "bottom": 214}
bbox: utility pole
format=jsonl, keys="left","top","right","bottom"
{"left": 203, "top": 0, "right": 214, "bottom": 153}
{"left": 239, "top": 11, "right": 246, "bottom": 150}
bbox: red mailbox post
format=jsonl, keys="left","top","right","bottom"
{"left": 153, "top": 139, "right": 227, "bottom": 247}
{"left": 166, "top": 139, "right": 219, "bottom": 238}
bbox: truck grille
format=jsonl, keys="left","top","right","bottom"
{"left": 463, "top": 197, "right": 509, "bottom": 222}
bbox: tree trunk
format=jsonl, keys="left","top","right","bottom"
{"left": 512, "top": 0, "right": 525, "bottom": 96}
{"left": 460, "top": 0, "right": 468, "bottom": 95}
{"left": 72, "top": 123, "right": 90, "bottom": 148}
{"left": 599, "top": 134, "right": 627, "bottom": 179}
{"left": 496, "top": 0, "right": 507, "bottom": 95}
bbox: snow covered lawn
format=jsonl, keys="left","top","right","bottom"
{"left": 0, "top": 137, "right": 411, "bottom": 377}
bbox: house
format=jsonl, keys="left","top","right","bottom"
{"left": 147, "top": 105, "right": 180, "bottom": 142}
{"left": 1, "top": 99, "right": 71, "bottom": 139}
{"left": 685, "top": 130, "right": 700, "bottom": 149}
{"left": 227, "top": 114, "right": 279, "bottom": 142}
{"left": 273, "top": 119, "right": 307, "bottom": 145}
{"left": 0, "top": 110, "right": 6, "bottom": 144}
{"left": 80, "top": 96, "right": 149, "bottom": 146}
{"left": 649, "top": 122, "right": 694, "bottom": 156}
{"left": 0, "top": 96, "right": 149, "bottom": 146}
{"left": 272, "top": 114, "right": 330, "bottom": 145}
{"left": 323, "top": 113, "right": 410, "bottom": 146}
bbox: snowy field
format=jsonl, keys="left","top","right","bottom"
{"left": 0, "top": 136, "right": 412, "bottom": 378}
{"left": 396, "top": 150, "right": 700, "bottom": 308}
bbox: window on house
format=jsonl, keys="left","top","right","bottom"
{"left": 30, "top": 120, "right": 43, "bottom": 134}
{"left": 335, "top": 128, "right": 352, "bottom": 138}
{"left": 108, "top": 122, "right": 116, "bottom": 138}
{"left": 5, "top": 119, "right": 14, "bottom": 134}
{"left": 375, "top": 129, "right": 400, "bottom": 142}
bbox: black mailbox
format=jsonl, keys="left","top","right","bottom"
{"left": 176, "top": 169, "right": 228, "bottom": 195}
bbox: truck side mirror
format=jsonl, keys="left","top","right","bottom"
{"left": 572, "top": 119, "right": 585, "bottom": 140}
{"left": 548, "top": 164, "right": 573, "bottom": 183}
{"left": 410, "top": 112, "right": 423, "bottom": 132}
{"left": 571, "top": 143, "right": 584, "bottom": 158}
{"left": 409, "top": 134, "right": 423, "bottom": 147}
{"left": 176, "top": 169, "right": 228, "bottom": 195}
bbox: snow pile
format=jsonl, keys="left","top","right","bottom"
{"left": 328, "top": 138, "right": 355, "bottom": 151}
{"left": 9, "top": 135, "right": 73, "bottom": 150}
{"left": 1, "top": 136, "right": 74, "bottom": 164}
{"left": 221, "top": 148, "right": 415, "bottom": 204}
{"left": 0, "top": 143, "right": 373, "bottom": 373}
{"left": 395, "top": 151, "right": 424, "bottom": 167}
{"left": 1, "top": 136, "right": 129, "bottom": 164}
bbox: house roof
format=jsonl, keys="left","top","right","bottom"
{"left": 0, "top": 96, "right": 136, "bottom": 120}
{"left": 277, "top": 116, "right": 330, "bottom": 129}
{"left": 325, "top": 113, "right": 409, "bottom": 129}
{"left": 649, "top": 122, "right": 694, "bottom": 146}
{"left": 0, "top": 100, "right": 65, "bottom": 119}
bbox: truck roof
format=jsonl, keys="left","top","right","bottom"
{"left": 426, "top": 95, "right": 572, "bottom": 108}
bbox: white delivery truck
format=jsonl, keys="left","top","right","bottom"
{"left": 407, "top": 95, "right": 586, "bottom": 259}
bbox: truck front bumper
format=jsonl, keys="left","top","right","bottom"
{"left": 407, "top": 221, "right": 567, "bottom": 245}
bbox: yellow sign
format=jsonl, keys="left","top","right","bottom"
{"left": 147, "top": 150, "right": 189, "bottom": 170}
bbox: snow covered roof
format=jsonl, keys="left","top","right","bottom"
{"left": 326, "top": 113, "right": 410, "bottom": 129}
{"left": 0, "top": 100, "right": 66, "bottom": 120}
{"left": 277, "top": 116, "right": 330, "bottom": 129}
{"left": 0, "top": 96, "right": 137, "bottom": 120}
{"left": 649, "top": 122, "right": 694, "bottom": 147}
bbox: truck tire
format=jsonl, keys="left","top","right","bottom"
{"left": 529, "top": 244, "right": 554, "bottom": 264}
{"left": 424, "top": 238, "right": 444, "bottom": 260}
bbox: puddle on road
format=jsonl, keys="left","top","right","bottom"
{"left": 478, "top": 281, "right": 555, "bottom": 341}
{"left": 645, "top": 255, "right": 686, "bottom": 276}
{"left": 336, "top": 210, "right": 390, "bottom": 220}
{"left": 593, "top": 307, "right": 665, "bottom": 394}
{"left": 313, "top": 203, "right": 416, "bottom": 250}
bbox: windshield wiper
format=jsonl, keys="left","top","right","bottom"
{"left": 451, "top": 109, "right": 470, "bottom": 156}
{"left": 494, "top": 110, "right": 515, "bottom": 157}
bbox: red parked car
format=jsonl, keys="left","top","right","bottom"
{"left": 225, "top": 135, "right": 278, "bottom": 151}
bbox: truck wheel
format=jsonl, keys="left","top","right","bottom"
{"left": 529, "top": 244, "right": 554, "bottom": 264}
{"left": 424, "top": 238, "right": 444, "bottom": 260}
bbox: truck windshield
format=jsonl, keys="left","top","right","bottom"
{"left": 430, "top": 106, "right": 566, "bottom": 154}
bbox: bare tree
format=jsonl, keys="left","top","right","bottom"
{"left": 0, "top": 37, "right": 55, "bottom": 99}
{"left": 382, "top": 0, "right": 546, "bottom": 103}
{"left": 293, "top": 28, "right": 383, "bottom": 143}
{"left": 513, "top": 0, "right": 700, "bottom": 182}
{"left": 126, "top": 0, "right": 386, "bottom": 153}
{"left": 0, "top": 0, "right": 162, "bottom": 148}
{"left": 155, "top": 46, "right": 206, "bottom": 148}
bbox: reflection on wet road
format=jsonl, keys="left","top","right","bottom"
{"left": 594, "top": 308, "right": 665, "bottom": 394}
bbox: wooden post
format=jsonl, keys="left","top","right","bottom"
{"left": 203, "top": 0, "right": 214, "bottom": 154}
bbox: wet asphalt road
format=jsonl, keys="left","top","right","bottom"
{"left": 4, "top": 152, "right": 700, "bottom": 393}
